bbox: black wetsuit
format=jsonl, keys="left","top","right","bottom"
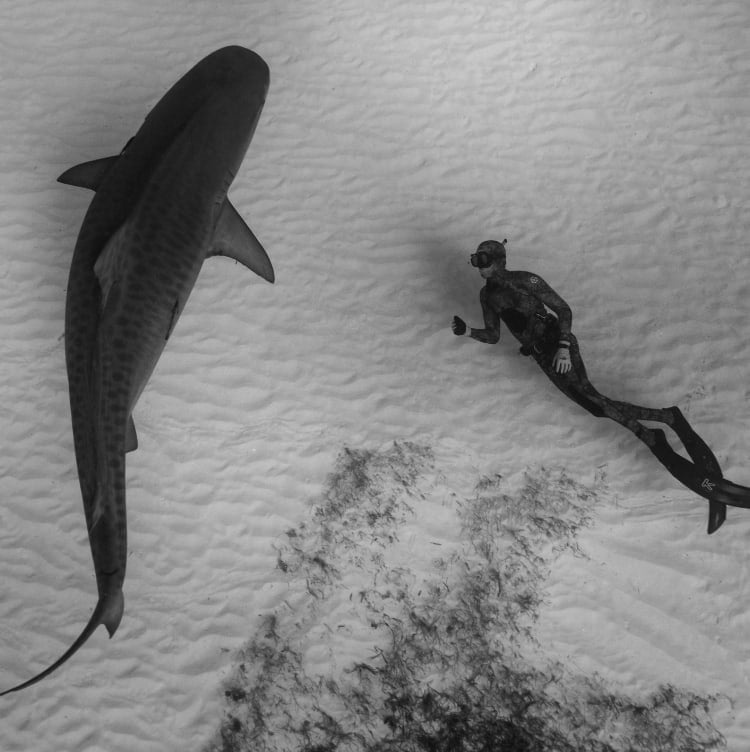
{"left": 470, "top": 270, "right": 572, "bottom": 347}
{"left": 466, "top": 269, "right": 741, "bottom": 534}
{"left": 468, "top": 269, "right": 682, "bottom": 436}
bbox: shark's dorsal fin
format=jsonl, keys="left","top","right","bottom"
{"left": 208, "top": 199, "right": 275, "bottom": 283}
{"left": 58, "top": 156, "right": 120, "bottom": 191}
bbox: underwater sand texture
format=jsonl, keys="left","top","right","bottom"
{"left": 1, "top": 0, "right": 749, "bottom": 750}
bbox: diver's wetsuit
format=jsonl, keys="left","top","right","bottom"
{"left": 468, "top": 271, "right": 695, "bottom": 450}
{"left": 463, "top": 264, "right": 740, "bottom": 533}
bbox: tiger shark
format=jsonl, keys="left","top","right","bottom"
{"left": 1, "top": 46, "right": 274, "bottom": 695}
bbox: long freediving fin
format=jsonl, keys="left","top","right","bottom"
{"left": 707, "top": 499, "right": 727, "bottom": 535}
{"left": 648, "top": 430, "right": 729, "bottom": 533}
{"left": 666, "top": 409, "right": 728, "bottom": 533}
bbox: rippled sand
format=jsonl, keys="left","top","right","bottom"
{"left": 1, "top": 1, "right": 749, "bottom": 749}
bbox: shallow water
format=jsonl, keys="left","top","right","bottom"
{"left": 1, "top": 1, "right": 749, "bottom": 749}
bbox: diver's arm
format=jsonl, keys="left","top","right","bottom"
{"left": 525, "top": 274, "right": 573, "bottom": 344}
{"left": 452, "top": 287, "right": 501, "bottom": 344}
{"left": 525, "top": 274, "right": 573, "bottom": 372}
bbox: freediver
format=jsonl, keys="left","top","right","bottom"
{"left": 452, "top": 239, "right": 732, "bottom": 532}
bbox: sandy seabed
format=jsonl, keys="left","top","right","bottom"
{"left": 1, "top": 1, "right": 750, "bottom": 750}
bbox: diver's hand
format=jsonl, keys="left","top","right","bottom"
{"left": 452, "top": 316, "right": 468, "bottom": 336}
{"left": 553, "top": 346, "right": 572, "bottom": 374}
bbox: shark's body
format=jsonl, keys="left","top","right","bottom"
{"left": 2, "top": 46, "right": 273, "bottom": 695}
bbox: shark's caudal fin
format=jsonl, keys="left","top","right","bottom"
{"left": 208, "top": 199, "right": 275, "bottom": 283}
{"left": 0, "top": 589, "right": 124, "bottom": 696}
{"left": 58, "top": 156, "right": 121, "bottom": 191}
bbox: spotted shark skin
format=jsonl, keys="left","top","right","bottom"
{"left": 1, "top": 46, "right": 274, "bottom": 695}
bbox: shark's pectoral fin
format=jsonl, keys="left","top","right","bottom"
{"left": 58, "top": 155, "right": 121, "bottom": 191}
{"left": 208, "top": 199, "right": 275, "bottom": 283}
{"left": 126, "top": 416, "right": 138, "bottom": 453}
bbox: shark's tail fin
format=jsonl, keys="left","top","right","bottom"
{"left": 0, "top": 589, "right": 124, "bottom": 696}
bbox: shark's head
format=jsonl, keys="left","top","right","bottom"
{"left": 200, "top": 46, "right": 270, "bottom": 91}
{"left": 139, "top": 46, "right": 269, "bottom": 162}
{"left": 121, "top": 46, "right": 270, "bottom": 209}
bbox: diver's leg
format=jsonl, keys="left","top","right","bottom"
{"left": 565, "top": 347, "right": 721, "bottom": 471}
{"left": 538, "top": 340, "right": 728, "bottom": 532}
{"left": 542, "top": 341, "right": 722, "bottom": 472}
{"left": 538, "top": 340, "right": 661, "bottom": 439}
{"left": 566, "top": 345, "right": 676, "bottom": 424}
